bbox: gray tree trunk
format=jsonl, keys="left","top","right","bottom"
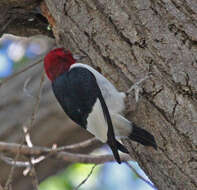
{"left": 0, "top": 0, "right": 197, "bottom": 190}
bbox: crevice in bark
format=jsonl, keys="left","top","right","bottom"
{"left": 160, "top": 147, "right": 197, "bottom": 188}
{"left": 146, "top": 95, "right": 195, "bottom": 150}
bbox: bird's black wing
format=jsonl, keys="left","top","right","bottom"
{"left": 52, "top": 67, "right": 98, "bottom": 128}
{"left": 52, "top": 67, "right": 125, "bottom": 163}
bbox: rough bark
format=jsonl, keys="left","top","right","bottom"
{"left": 43, "top": 0, "right": 197, "bottom": 189}
{"left": 0, "top": 0, "right": 197, "bottom": 190}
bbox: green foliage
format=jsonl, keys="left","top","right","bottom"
{"left": 39, "top": 163, "right": 100, "bottom": 190}
{"left": 12, "top": 56, "right": 29, "bottom": 70}
{"left": 39, "top": 175, "right": 73, "bottom": 190}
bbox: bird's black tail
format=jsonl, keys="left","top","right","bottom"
{"left": 129, "top": 124, "right": 157, "bottom": 150}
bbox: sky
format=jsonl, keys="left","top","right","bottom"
{"left": 0, "top": 34, "right": 48, "bottom": 78}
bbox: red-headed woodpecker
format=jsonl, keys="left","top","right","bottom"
{"left": 44, "top": 48, "right": 157, "bottom": 164}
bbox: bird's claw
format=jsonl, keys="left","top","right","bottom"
{"left": 126, "top": 73, "right": 151, "bottom": 102}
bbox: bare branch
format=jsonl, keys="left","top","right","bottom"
{"left": 4, "top": 71, "right": 45, "bottom": 190}
{"left": 56, "top": 151, "right": 130, "bottom": 164}
{"left": 126, "top": 74, "right": 151, "bottom": 102}
{"left": 0, "top": 183, "right": 4, "bottom": 190}
{"left": 56, "top": 137, "right": 101, "bottom": 152}
{"left": 23, "top": 126, "right": 33, "bottom": 147}
{"left": 0, "top": 137, "right": 102, "bottom": 155}
{"left": 0, "top": 154, "right": 46, "bottom": 168}
{"left": 0, "top": 59, "right": 42, "bottom": 88}
{"left": 27, "top": 71, "right": 45, "bottom": 133}
{"left": 74, "top": 165, "right": 97, "bottom": 190}
{"left": 0, "top": 154, "right": 30, "bottom": 167}
{"left": 23, "top": 94, "right": 42, "bottom": 190}
{"left": 125, "top": 162, "right": 157, "bottom": 190}
{"left": 0, "top": 141, "right": 50, "bottom": 155}
{"left": 28, "top": 162, "right": 39, "bottom": 190}
{"left": 4, "top": 143, "right": 23, "bottom": 190}
{"left": 0, "top": 141, "right": 131, "bottom": 164}
{"left": 22, "top": 126, "right": 45, "bottom": 179}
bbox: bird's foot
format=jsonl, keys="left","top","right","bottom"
{"left": 126, "top": 73, "right": 151, "bottom": 102}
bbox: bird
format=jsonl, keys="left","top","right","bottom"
{"left": 44, "top": 48, "right": 157, "bottom": 164}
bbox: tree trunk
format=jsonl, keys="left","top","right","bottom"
{"left": 43, "top": 0, "right": 197, "bottom": 189}
{"left": 1, "top": 0, "right": 197, "bottom": 189}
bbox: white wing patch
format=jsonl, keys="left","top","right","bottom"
{"left": 87, "top": 99, "right": 133, "bottom": 143}
{"left": 87, "top": 98, "right": 108, "bottom": 143}
{"left": 110, "top": 113, "right": 133, "bottom": 138}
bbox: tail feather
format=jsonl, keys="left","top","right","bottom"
{"left": 129, "top": 124, "right": 157, "bottom": 150}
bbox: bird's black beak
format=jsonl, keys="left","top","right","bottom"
{"left": 73, "top": 54, "right": 87, "bottom": 62}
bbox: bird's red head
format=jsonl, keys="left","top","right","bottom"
{"left": 44, "top": 48, "right": 76, "bottom": 81}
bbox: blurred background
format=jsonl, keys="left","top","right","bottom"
{"left": 0, "top": 34, "right": 155, "bottom": 190}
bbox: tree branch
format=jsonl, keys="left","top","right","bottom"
{"left": 0, "top": 59, "right": 41, "bottom": 88}
{"left": 74, "top": 165, "right": 97, "bottom": 190}
{"left": 5, "top": 68, "right": 45, "bottom": 190}
{"left": 125, "top": 162, "right": 157, "bottom": 190}
{"left": 0, "top": 137, "right": 101, "bottom": 155}
{"left": 0, "top": 141, "right": 131, "bottom": 164}
{"left": 55, "top": 137, "right": 102, "bottom": 152}
{"left": 0, "top": 183, "right": 4, "bottom": 190}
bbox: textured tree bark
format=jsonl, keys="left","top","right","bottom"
{"left": 43, "top": 0, "right": 197, "bottom": 190}
{"left": 0, "top": 0, "right": 197, "bottom": 189}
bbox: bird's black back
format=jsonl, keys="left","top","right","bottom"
{"left": 52, "top": 67, "right": 100, "bottom": 128}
